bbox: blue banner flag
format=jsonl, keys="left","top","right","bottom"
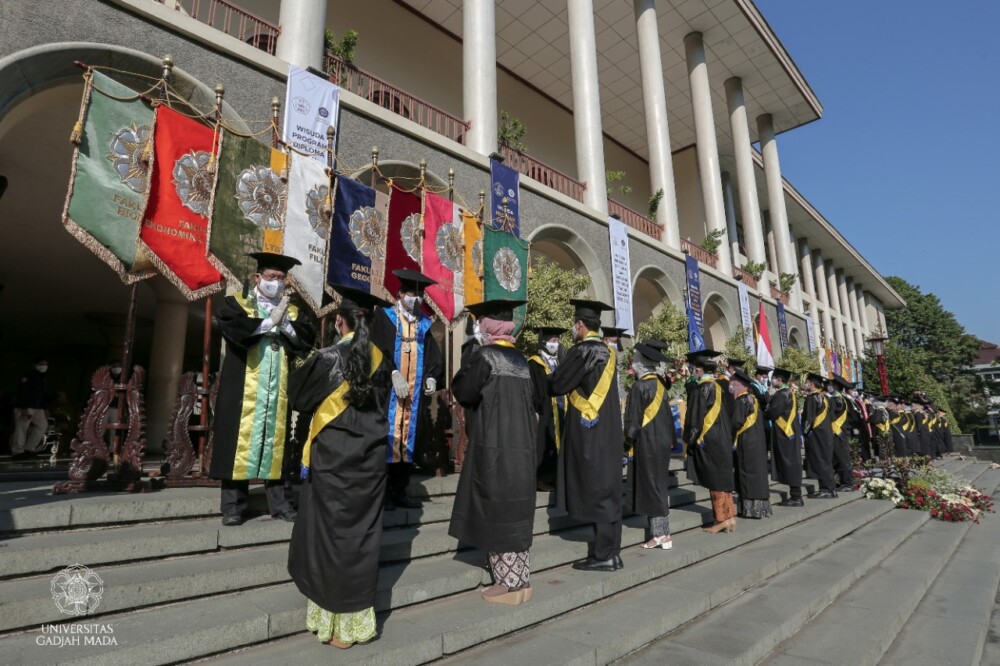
{"left": 490, "top": 158, "right": 520, "bottom": 235}
{"left": 328, "top": 175, "right": 378, "bottom": 293}
{"left": 685, "top": 254, "right": 706, "bottom": 352}
{"left": 776, "top": 301, "right": 789, "bottom": 351}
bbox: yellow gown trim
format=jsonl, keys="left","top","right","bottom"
{"left": 810, "top": 390, "right": 829, "bottom": 429}
{"left": 775, "top": 388, "right": 797, "bottom": 438}
{"left": 831, "top": 394, "right": 848, "bottom": 436}
{"left": 568, "top": 342, "right": 617, "bottom": 425}
{"left": 695, "top": 375, "right": 722, "bottom": 446}
{"left": 733, "top": 391, "right": 759, "bottom": 445}
{"left": 529, "top": 354, "right": 564, "bottom": 452}
{"left": 641, "top": 373, "right": 665, "bottom": 428}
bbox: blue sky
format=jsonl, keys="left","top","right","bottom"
{"left": 754, "top": 0, "right": 999, "bottom": 341}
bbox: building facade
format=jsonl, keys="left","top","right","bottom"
{"left": 0, "top": 0, "right": 904, "bottom": 448}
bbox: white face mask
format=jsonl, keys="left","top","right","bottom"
{"left": 111, "top": 366, "right": 122, "bottom": 376}
{"left": 258, "top": 278, "right": 284, "bottom": 299}
{"left": 473, "top": 320, "right": 484, "bottom": 345}
{"left": 36, "top": 364, "right": 48, "bottom": 373}
{"left": 545, "top": 341, "right": 560, "bottom": 355}
{"left": 631, "top": 361, "right": 647, "bottom": 377}
{"left": 771, "top": 378, "right": 782, "bottom": 388}
{"left": 403, "top": 295, "right": 421, "bottom": 312}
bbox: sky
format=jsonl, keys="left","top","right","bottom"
{"left": 753, "top": 0, "right": 1000, "bottom": 341}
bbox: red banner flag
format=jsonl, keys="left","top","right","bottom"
{"left": 140, "top": 106, "right": 223, "bottom": 299}
{"left": 421, "top": 191, "right": 464, "bottom": 322}
{"left": 382, "top": 184, "right": 422, "bottom": 297}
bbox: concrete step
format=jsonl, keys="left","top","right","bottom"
{"left": 0, "top": 483, "right": 711, "bottom": 633}
{"left": 763, "top": 464, "right": 1000, "bottom": 666}
{"left": 881, "top": 468, "right": 1000, "bottom": 666}
{"left": 3, "top": 481, "right": 839, "bottom": 666}
{"left": 201, "top": 487, "right": 862, "bottom": 666}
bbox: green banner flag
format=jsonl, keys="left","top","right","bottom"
{"left": 483, "top": 225, "right": 529, "bottom": 331}
{"left": 63, "top": 70, "right": 156, "bottom": 283}
{"left": 207, "top": 129, "right": 286, "bottom": 288}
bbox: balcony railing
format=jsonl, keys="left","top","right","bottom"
{"left": 732, "top": 266, "right": 759, "bottom": 290}
{"left": 497, "top": 144, "right": 586, "bottom": 203}
{"left": 771, "top": 285, "right": 790, "bottom": 304}
{"left": 607, "top": 199, "right": 662, "bottom": 241}
{"left": 154, "top": 0, "right": 279, "bottom": 54}
{"left": 326, "top": 54, "right": 469, "bottom": 145}
{"left": 681, "top": 239, "right": 718, "bottom": 269}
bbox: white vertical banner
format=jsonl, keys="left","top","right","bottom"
{"left": 283, "top": 152, "right": 331, "bottom": 315}
{"left": 608, "top": 217, "right": 633, "bottom": 333}
{"left": 283, "top": 65, "right": 341, "bottom": 163}
{"left": 737, "top": 282, "right": 754, "bottom": 352}
{"left": 805, "top": 315, "right": 817, "bottom": 352}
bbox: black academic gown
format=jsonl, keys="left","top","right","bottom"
{"left": 210, "top": 294, "right": 315, "bottom": 481}
{"left": 828, "top": 393, "right": 853, "bottom": 485}
{"left": 624, "top": 375, "right": 674, "bottom": 517}
{"left": 286, "top": 340, "right": 390, "bottom": 613}
{"left": 683, "top": 376, "right": 735, "bottom": 492}
{"left": 528, "top": 352, "right": 564, "bottom": 484}
{"left": 732, "top": 391, "right": 770, "bottom": 501}
{"left": 869, "top": 407, "right": 891, "bottom": 458}
{"left": 764, "top": 387, "right": 803, "bottom": 487}
{"left": 802, "top": 391, "right": 836, "bottom": 491}
{"left": 928, "top": 415, "right": 945, "bottom": 457}
{"left": 449, "top": 343, "right": 538, "bottom": 553}
{"left": 888, "top": 409, "right": 907, "bottom": 456}
{"left": 914, "top": 412, "right": 932, "bottom": 457}
{"left": 549, "top": 337, "right": 624, "bottom": 524}
{"left": 941, "top": 417, "right": 954, "bottom": 453}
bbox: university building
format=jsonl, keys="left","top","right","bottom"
{"left": 0, "top": 0, "right": 904, "bottom": 448}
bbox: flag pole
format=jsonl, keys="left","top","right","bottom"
{"left": 320, "top": 125, "right": 336, "bottom": 348}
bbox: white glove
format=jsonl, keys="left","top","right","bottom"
{"left": 391, "top": 370, "right": 410, "bottom": 400}
{"left": 424, "top": 377, "right": 437, "bottom": 396}
{"left": 269, "top": 295, "right": 290, "bottom": 326}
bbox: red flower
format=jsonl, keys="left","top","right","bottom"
{"left": 931, "top": 509, "right": 938, "bottom": 517}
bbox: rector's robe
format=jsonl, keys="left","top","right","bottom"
{"left": 286, "top": 339, "right": 390, "bottom": 613}
{"left": 211, "top": 294, "right": 315, "bottom": 481}
{"left": 684, "top": 375, "right": 734, "bottom": 492}
{"left": 624, "top": 374, "right": 674, "bottom": 517}
{"left": 764, "top": 387, "right": 803, "bottom": 487}
{"left": 732, "top": 391, "right": 770, "bottom": 501}
{"left": 802, "top": 390, "right": 836, "bottom": 490}
{"left": 549, "top": 336, "right": 624, "bottom": 523}
{"left": 449, "top": 342, "right": 538, "bottom": 553}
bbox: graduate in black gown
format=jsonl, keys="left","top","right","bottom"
{"left": 287, "top": 285, "right": 392, "bottom": 649}
{"left": 764, "top": 367, "right": 805, "bottom": 507}
{"left": 886, "top": 396, "right": 908, "bottom": 457}
{"left": 624, "top": 343, "right": 675, "bottom": 550}
{"left": 868, "top": 396, "right": 893, "bottom": 460}
{"left": 913, "top": 399, "right": 932, "bottom": 458}
{"left": 730, "top": 369, "right": 772, "bottom": 518}
{"left": 684, "top": 349, "right": 736, "bottom": 533}
{"left": 527, "top": 327, "right": 567, "bottom": 491}
{"left": 550, "top": 299, "right": 625, "bottom": 572}
{"left": 449, "top": 299, "right": 539, "bottom": 605}
{"left": 827, "top": 376, "right": 855, "bottom": 492}
{"left": 801, "top": 373, "right": 837, "bottom": 498}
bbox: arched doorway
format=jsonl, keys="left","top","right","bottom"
{"left": 702, "top": 292, "right": 735, "bottom": 351}
{"left": 631, "top": 265, "right": 683, "bottom": 326}
{"left": 527, "top": 224, "right": 610, "bottom": 303}
{"left": 788, "top": 326, "right": 803, "bottom": 349}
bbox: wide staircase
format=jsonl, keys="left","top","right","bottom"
{"left": 0, "top": 457, "right": 997, "bottom": 665}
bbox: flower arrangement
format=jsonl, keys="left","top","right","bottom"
{"left": 860, "top": 477, "right": 903, "bottom": 504}
{"left": 858, "top": 458, "right": 995, "bottom": 523}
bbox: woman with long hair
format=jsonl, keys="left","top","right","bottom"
{"left": 287, "top": 285, "right": 392, "bottom": 649}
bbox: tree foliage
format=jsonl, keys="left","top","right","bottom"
{"left": 779, "top": 345, "right": 822, "bottom": 381}
{"left": 722, "top": 326, "right": 755, "bottom": 372}
{"left": 517, "top": 258, "right": 590, "bottom": 355}
{"left": 633, "top": 302, "right": 688, "bottom": 359}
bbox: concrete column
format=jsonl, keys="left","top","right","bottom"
{"left": 684, "top": 32, "right": 731, "bottom": 275}
{"left": 724, "top": 77, "right": 767, "bottom": 269}
{"left": 836, "top": 270, "right": 857, "bottom": 355}
{"left": 846, "top": 278, "right": 865, "bottom": 352}
{"left": 856, "top": 286, "right": 872, "bottom": 334}
{"left": 275, "top": 0, "right": 328, "bottom": 70}
{"left": 798, "top": 239, "right": 821, "bottom": 340}
{"left": 825, "top": 261, "right": 846, "bottom": 349}
{"left": 721, "top": 172, "right": 740, "bottom": 262}
{"left": 568, "top": 0, "right": 608, "bottom": 214}
{"left": 757, "top": 114, "right": 798, "bottom": 295}
{"left": 146, "top": 281, "right": 190, "bottom": 453}
{"left": 813, "top": 254, "right": 835, "bottom": 348}
{"left": 765, "top": 214, "right": 779, "bottom": 278}
{"left": 463, "top": 0, "right": 498, "bottom": 155}
{"left": 634, "top": 0, "right": 680, "bottom": 248}
{"left": 788, "top": 230, "right": 803, "bottom": 311}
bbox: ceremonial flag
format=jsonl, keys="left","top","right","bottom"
{"left": 140, "top": 106, "right": 223, "bottom": 299}
{"left": 63, "top": 71, "right": 155, "bottom": 283}
{"left": 685, "top": 254, "right": 706, "bottom": 352}
{"left": 283, "top": 65, "right": 340, "bottom": 162}
{"left": 482, "top": 225, "right": 528, "bottom": 302}
{"left": 818, "top": 347, "right": 830, "bottom": 377}
{"left": 756, "top": 302, "right": 775, "bottom": 370}
{"left": 805, "top": 315, "right": 817, "bottom": 352}
{"left": 831, "top": 350, "right": 840, "bottom": 377}
{"left": 328, "top": 175, "right": 386, "bottom": 296}
{"left": 737, "top": 282, "right": 754, "bottom": 353}
{"left": 462, "top": 210, "right": 483, "bottom": 307}
{"left": 421, "top": 191, "right": 464, "bottom": 322}
{"left": 608, "top": 216, "right": 633, "bottom": 334}
{"left": 825, "top": 348, "right": 834, "bottom": 378}
{"left": 776, "top": 302, "right": 789, "bottom": 351}
{"left": 282, "top": 151, "right": 331, "bottom": 314}
{"left": 489, "top": 158, "right": 520, "bottom": 234}
{"left": 383, "top": 185, "right": 422, "bottom": 296}
{"left": 207, "top": 129, "right": 285, "bottom": 288}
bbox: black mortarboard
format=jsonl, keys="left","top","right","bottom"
{"left": 727, "top": 359, "right": 747, "bottom": 369}
{"left": 806, "top": 372, "right": 827, "bottom": 387}
{"left": 771, "top": 367, "right": 792, "bottom": 381}
{"left": 756, "top": 364, "right": 774, "bottom": 375}
{"left": 633, "top": 343, "right": 668, "bottom": 364}
{"left": 465, "top": 299, "right": 526, "bottom": 322}
{"left": 331, "top": 284, "right": 393, "bottom": 314}
{"left": 392, "top": 268, "right": 437, "bottom": 294}
{"left": 732, "top": 369, "right": 755, "bottom": 386}
{"left": 686, "top": 349, "right": 721, "bottom": 369}
{"left": 642, "top": 340, "right": 670, "bottom": 351}
{"left": 534, "top": 326, "right": 567, "bottom": 339}
{"left": 248, "top": 252, "right": 301, "bottom": 274}
{"left": 833, "top": 375, "right": 853, "bottom": 390}
{"left": 602, "top": 326, "right": 632, "bottom": 339}
{"left": 570, "top": 298, "right": 614, "bottom": 321}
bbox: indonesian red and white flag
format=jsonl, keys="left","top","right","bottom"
{"left": 756, "top": 302, "right": 775, "bottom": 369}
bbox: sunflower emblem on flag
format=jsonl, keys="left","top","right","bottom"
{"left": 349, "top": 206, "right": 387, "bottom": 260}
{"left": 236, "top": 165, "right": 286, "bottom": 229}
{"left": 305, "top": 184, "right": 332, "bottom": 240}
{"left": 435, "top": 224, "right": 463, "bottom": 272}
{"left": 173, "top": 150, "right": 215, "bottom": 215}
{"left": 493, "top": 246, "right": 522, "bottom": 292}
{"left": 107, "top": 123, "right": 152, "bottom": 194}
{"left": 401, "top": 213, "right": 422, "bottom": 262}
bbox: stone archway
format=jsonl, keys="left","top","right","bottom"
{"left": 788, "top": 326, "right": 803, "bottom": 349}
{"left": 631, "top": 265, "right": 683, "bottom": 326}
{"left": 702, "top": 292, "right": 736, "bottom": 351}
{"left": 527, "top": 224, "right": 611, "bottom": 303}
